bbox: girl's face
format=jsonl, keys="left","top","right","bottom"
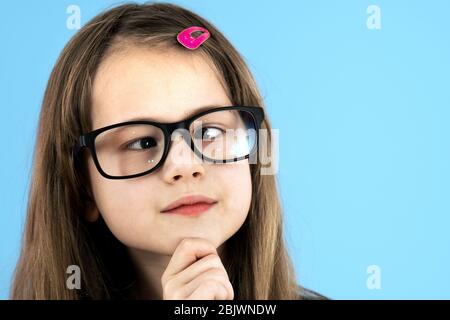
{"left": 87, "top": 45, "right": 252, "bottom": 255}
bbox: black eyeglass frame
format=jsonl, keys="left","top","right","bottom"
{"left": 73, "top": 105, "right": 265, "bottom": 180}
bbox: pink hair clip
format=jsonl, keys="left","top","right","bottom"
{"left": 177, "top": 26, "right": 210, "bottom": 50}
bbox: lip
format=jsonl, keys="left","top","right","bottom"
{"left": 160, "top": 195, "right": 218, "bottom": 216}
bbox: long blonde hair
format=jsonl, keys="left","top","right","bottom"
{"left": 11, "top": 2, "right": 303, "bottom": 299}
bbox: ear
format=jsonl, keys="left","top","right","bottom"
{"left": 85, "top": 200, "right": 100, "bottom": 222}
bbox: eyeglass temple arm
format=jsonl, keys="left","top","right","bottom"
{"left": 255, "top": 107, "right": 265, "bottom": 127}
{"left": 72, "top": 135, "right": 87, "bottom": 159}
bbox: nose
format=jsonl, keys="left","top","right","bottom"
{"left": 161, "top": 130, "right": 205, "bottom": 184}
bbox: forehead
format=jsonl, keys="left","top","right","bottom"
{"left": 91, "top": 46, "right": 231, "bottom": 130}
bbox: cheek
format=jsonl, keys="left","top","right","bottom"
{"left": 85, "top": 158, "right": 253, "bottom": 255}
{"left": 216, "top": 161, "right": 252, "bottom": 218}
{"left": 198, "top": 161, "right": 252, "bottom": 249}
{"left": 87, "top": 160, "right": 161, "bottom": 247}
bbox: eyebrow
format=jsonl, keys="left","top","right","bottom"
{"left": 121, "top": 104, "right": 229, "bottom": 123}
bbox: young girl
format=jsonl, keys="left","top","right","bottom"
{"left": 11, "top": 2, "right": 324, "bottom": 300}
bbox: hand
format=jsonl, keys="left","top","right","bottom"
{"left": 161, "top": 238, "right": 234, "bottom": 300}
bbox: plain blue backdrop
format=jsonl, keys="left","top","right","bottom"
{"left": 1, "top": 0, "right": 449, "bottom": 299}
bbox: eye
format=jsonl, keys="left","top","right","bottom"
{"left": 125, "top": 137, "right": 157, "bottom": 150}
{"left": 195, "top": 127, "right": 224, "bottom": 141}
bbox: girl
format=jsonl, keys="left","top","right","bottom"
{"left": 11, "top": 2, "right": 324, "bottom": 300}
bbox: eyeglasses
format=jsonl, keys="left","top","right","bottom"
{"left": 73, "top": 106, "right": 265, "bottom": 179}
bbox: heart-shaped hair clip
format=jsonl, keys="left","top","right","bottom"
{"left": 177, "top": 26, "right": 210, "bottom": 50}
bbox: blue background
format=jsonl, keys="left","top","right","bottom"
{"left": 1, "top": 0, "right": 449, "bottom": 299}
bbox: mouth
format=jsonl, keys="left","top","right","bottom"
{"left": 160, "top": 195, "right": 218, "bottom": 216}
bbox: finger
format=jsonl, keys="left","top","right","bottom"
{"left": 186, "top": 279, "right": 229, "bottom": 300}
{"left": 173, "top": 253, "right": 227, "bottom": 286}
{"left": 163, "top": 238, "right": 217, "bottom": 281}
{"left": 162, "top": 255, "right": 228, "bottom": 300}
{"left": 183, "top": 268, "right": 234, "bottom": 300}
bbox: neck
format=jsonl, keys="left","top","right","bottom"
{"left": 127, "top": 243, "right": 226, "bottom": 300}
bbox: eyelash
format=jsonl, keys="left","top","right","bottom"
{"left": 125, "top": 137, "right": 157, "bottom": 151}
{"left": 194, "top": 126, "right": 225, "bottom": 140}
